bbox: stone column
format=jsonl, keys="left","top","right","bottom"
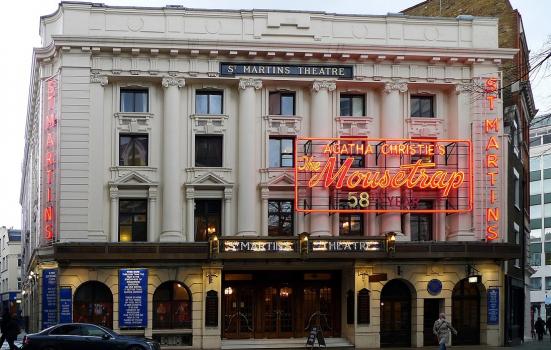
{"left": 88, "top": 74, "right": 108, "bottom": 241}
{"left": 160, "top": 76, "right": 185, "bottom": 242}
{"left": 224, "top": 188, "right": 233, "bottom": 236}
{"left": 109, "top": 186, "right": 119, "bottom": 242}
{"left": 147, "top": 187, "right": 157, "bottom": 242}
{"left": 447, "top": 84, "right": 473, "bottom": 240}
{"left": 309, "top": 80, "right": 336, "bottom": 236}
{"left": 186, "top": 187, "right": 195, "bottom": 242}
{"left": 260, "top": 188, "right": 269, "bottom": 236}
{"left": 237, "top": 78, "right": 262, "bottom": 236}
{"left": 381, "top": 82, "right": 407, "bottom": 238}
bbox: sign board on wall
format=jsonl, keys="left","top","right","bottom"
{"left": 42, "top": 269, "right": 58, "bottom": 329}
{"left": 220, "top": 63, "right": 353, "bottom": 79}
{"left": 59, "top": 287, "right": 72, "bottom": 324}
{"left": 119, "top": 269, "right": 148, "bottom": 328}
{"left": 487, "top": 287, "right": 499, "bottom": 325}
{"left": 295, "top": 137, "right": 473, "bottom": 213}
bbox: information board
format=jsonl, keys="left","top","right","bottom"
{"left": 119, "top": 269, "right": 148, "bottom": 328}
{"left": 487, "top": 287, "right": 499, "bottom": 325}
{"left": 42, "top": 269, "right": 58, "bottom": 329}
{"left": 59, "top": 287, "right": 72, "bottom": 324}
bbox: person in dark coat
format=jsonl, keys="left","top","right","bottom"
{"left": 547, "top": 317, "right": 551, "bottom": 341}
{"left": 534, "top": 316, "right": 546, "bottom": 341}
{"left": 0, "top": 310, "right": 20, "bottom": 350}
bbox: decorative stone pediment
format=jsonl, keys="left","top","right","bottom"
{"left": 406, "top": 117, "right": 445, "bottom": 138}
{"left": 111, "top": 171, "right": 155, "bottom": 187}
{"left": 186, "top": 170, "right": 233, "bottom": 188}
{"left": 267, "top": 172, "right": 295, "bottom": 188}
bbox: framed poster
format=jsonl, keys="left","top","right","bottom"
{"left": 119, "top": 269, "right": 148, "bottom": 328}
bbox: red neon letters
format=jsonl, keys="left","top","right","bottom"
{"left": 42, "top": 77, "right": 58, "bottom": 242}
{"left": 483, "top": 78, "right": 500, "bottom": 241}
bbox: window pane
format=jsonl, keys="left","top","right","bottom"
{"left": 545, "top": 242, "right": 551, "bottom": 253}
{"left": 269, "top": 139, "right": 281, "bottom": 167}
{"left": 546, "top": 277, "right": 551, "bottom": 290}
{"left": 531, "top": 181, "right": 541, "bottom": 195}
{"left": 531, "top": 195, "right": 541, "bottom": 205}
{"left": 532, "top": 219, "right": 542, "bottom": 229}
{"left": 544, "top": 155, "right": 551, "bottom": 169}
{"left": 281, "top": 94, "right": 295, "bottom": 115}
{"left": 530, "top": 171, "right": 541, "bottom": 181}
{"left": 545, "top": 228, "right": 551, "bottom": 241}
{"left": 195, "top": 200, "right": 222, "bottom": 241}
{"left": 420, "top": 98, "right": 432, "bottom": 117}
{"left": 531, "top": 243, "right": 543, "bottom": 253}
{"left": 411, "top": 96, "right": 434, "bottom": 118}
{"left": 530, "top": 277, "right": 542, "bottom": 290}
{"left": 352, "top": 96, "right": 364, "bottom": 116}
{"left": 268, "top": 200, "right": 294, "bottom": 236}
{"left": 119, "top": 199, "right": 147, "bottom": 242}
{"left": 209, "top": 93, "right": 223, "bottom": 114}
{"left": 530, "top": 157, "right": 541, "bottom": 171}
{"left": 340, "top": 96, "right": 351, "bottom": 116}
{"left": 121, "top": 91, "right": 134, "bottom": 112}
{"left": 547, "top": 254, "right": 551, "bottom": 265}
{"left": 530, "top": 253, "right": 541, "bottom": 266}
{"left": 195, "top": 136, "right": 223, "bottom": 167}
{"left": 531, "top": 205, "right": 542, "bottom": 219}
{"left": 269, "top": 92, "right": 281, "bottom": 115}
{"left": 196, "top": 94, "right": 208, "bottom": 114}
{"left": 135, "top": 91, "right": 148, "bottom": 112}
{"left": 281, "top": 139, "right": 293, "bottom": 154}
{"left": 119, "top": 134, "right": 148, "bottom": 166}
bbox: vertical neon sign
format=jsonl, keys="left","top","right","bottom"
{"left": 41, "top": 76, "right": 58, "bottom": 244}
{"left": 484, "top": 78, "right": 500, "bottom": 241}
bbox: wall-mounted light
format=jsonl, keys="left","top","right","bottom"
{"left": 386, "top": 232, "right": 397, "bottom": 254}
{"left": 468, "top": 275, "right": 481, "bottom": 284}
{"left": 466, "top": 264, "right": 481, "bottom": 284}
{"left": 208, "top": 232, "right": 219, "bottom": 258}
{"left": 299, "top": 231, "right": 310, "bottom": 256}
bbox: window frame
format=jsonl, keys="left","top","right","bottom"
{"left": 153, "top": 281, "right": 192, "bottom": 329}
{"left": 410, "top": 200, "right": 434, "bottom": 241}
{"left": 120, "top": 88, "right": 149, "bottom": 113}
{"left": 340, "top": 94, "right": 366, "bottom": 116}
{"left": 195, "top": 135, "right": 223, "bottom": 167}
{"left": 410, "top": 95, "right": 435, "bottom": 118}
{"left": 118, "top": 199, "right": 148, "bottom": 242}
{"left": 268, "top": 200, "right": 294, "bottom": 236}
{"left": 269, "top": 91, "right": 296, "bottom": 116}
{"left": 269, "top": 137, "right": 295, "bottom": 168}
{"left": 339, "top": 211, "right": 364, "bottom": 236}
{"left": 194, "top": 199, "right": 222, "bottom": 242}
{"left": 119, "top": 133, "right": 149, "bottom": 166}
{"left": 195, "top": 90, "right": 224, "bottom": 115}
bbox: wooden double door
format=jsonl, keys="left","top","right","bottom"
{"left": 222, "top": 271, "right": 340, "bottom": 339}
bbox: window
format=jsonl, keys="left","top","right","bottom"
{"left": 119, "top": 134, "right": 148, "bottom": 166}
{"left": 74, "top": 281, "right": 113, "bottom": 328}
{"left": 410, "top": 95, "right": 434, "bottom": 118}
{"left": 269, "top": 91, "right": 295, "bottom": 115}
{"left": 545, "top": 229, "right": 551, "bottom": 241}
{"left": 530, "top": 277, "right": 542, "bottom": 290}
{"left": 544, "top": 135, "right": 551, "bottom": 145}
{"left": 530, "top": 252, "right": 541, "bottom": 266}
{"left": 546, "top": 277, "right": 551, "bottom": 290}
{"left": 513, "top": 169, "right": 520, "bottom": 209}
{"left": 410, "top": 201, "right": 433, "bottom": 241}
{"left": 269, "top": 137, "right": 294, "bottom": 168}
{"left": 153, "top": 281, "right": 192, "bottom": 329}
{"left": 340, "top": 94, "right": 365, "bottom": 116}
{"left": 546, "top": 242, "right": 551, "bottom": 265}
{"left": 17, "top": 256, "right": 21, "bottom": 267}
{"left": 339, "top": 202, "right": 363, "bottom": 236}
{"left": 17, "top": 278, "right": 21, "bottom": 290}
{"left": 531, "top": 157, "right": 541, "bottom": 171}
{"left": 268, "top": 200, "right": 294, "bottom": 236}
{"left": 339, "top": 140, "right": 365, "bottom": 168}
{"left": 531, "top": 205, "right": 542, "bottom": 220}
{"left": 530, "top": 137, "right": 541, "bottom": 146}
{"left": 120, "top": 89, "right": 148, "bottom": 112}
{"left": 544, "top": 154, "right": 551, "bottom": 169}
{"left": 195, "top": 90, "right": 223, "bottom": 114}
{"left": 119, "top": 199, "right": 147, "bottom": 242}
{"left": 194, "top": 200, "right": 221, "bottom": 242}
{"left": 531, "top": 195, "right": 542, "bottom": 206}
{"left": 531, "top": 181, "right": 541, "bottom": 195}
{"left": 50, "top": 324, "right": 82, "bottom": 335}
{"left": 512, "top": 119, "right": 519, "bottom": 155}
{"left": 81, "top": 325, "right": 109, "bottom": 337}
{"left": 195, "top": 135, "right": 223, "bottom": 167}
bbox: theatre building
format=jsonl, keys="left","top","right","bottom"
{"left": 20, "top": 2, "right": 521, "bottom": 348}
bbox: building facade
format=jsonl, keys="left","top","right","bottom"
{"left": 20, "top": 3, "right": 521, "bottom": 348}
{"left": 0, "top": 227, "right": 22, "bottom": 317}
{"left": 402, "top": 1, "right": 537, "bottom": 344}
{"left": 528, "top": 113, "right": 551, "bottom": 329}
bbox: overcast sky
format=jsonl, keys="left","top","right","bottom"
{"left": 0, "top": 0, "right": 549, "bottom": 229}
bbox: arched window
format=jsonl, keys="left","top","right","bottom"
{"left": 73, "top": 281, "right": 113, "bottom": 328}
{"left": 153, "top": 281, "right": 192, "bottom": 329}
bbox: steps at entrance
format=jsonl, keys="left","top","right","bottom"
{"left": 221, "top": 337, "right": 354, "bottom": 349}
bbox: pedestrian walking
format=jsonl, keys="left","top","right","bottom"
{"left": 546, "top": 316, "right": 551, "bottom": 341}
{"left": 0, "top": 310, "right": 20, "bottom": 350}
{"left": 433, "top": 313, "right": 457, "bottom": 350}
{"left": 534, "top": 316, "right": 546, "bottom": 341}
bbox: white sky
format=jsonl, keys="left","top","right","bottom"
{"left": 0, "top": 0, "right": 549, "bottom": 229}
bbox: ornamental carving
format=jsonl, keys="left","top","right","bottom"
{"left": 239, "top": 78, "right": 262, "bottom": 90}
{"left": 312, "top": 80, "right": 336, "bottom": 92}
{"left": 384, "top": 81, "right": 408, "bottom": 94}
{"left": 90, "top": 73, "right": 108, "bottom": 86}
{"left": 455, "top": 83, "right": 472, "bottom": 95}
{"left": 162, "top": 76, "right": 185, "bottom": 88}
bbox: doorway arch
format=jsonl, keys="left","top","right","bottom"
{"left": 380, "top": 279, "right": 412, "bottom": 347}
{"left": 452, "top": 278, "right": 481, "bottom": 345}
{"left": 73, "top": 281, "right": 113, "bottom": 328}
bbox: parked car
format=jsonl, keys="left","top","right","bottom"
{"left": 22, "top": 323, "right": 160, "bottom": 350}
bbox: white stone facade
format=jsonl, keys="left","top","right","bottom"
{"left": 19, "top": 3, "right": 518, "bottom": 348}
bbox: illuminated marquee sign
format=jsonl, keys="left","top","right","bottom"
{"left": 483, "top": 78, "right": 500, "bottom": 241}
{"left": 41, "top": 76, "right": 59, "bottom": 244}
{"left": 220, "top": 63, "right": 353, "bottom": 79}
{"left": 295, "top": 137, "right": 473, "bottom": 213}
{"left": 220, "top": 238, "right": 385, "bottom": 253}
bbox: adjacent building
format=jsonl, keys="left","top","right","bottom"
{"left": 528, "top": 113, "right": 551, "bottom": 328}
{"left": 0, "top": 227, "right": 22, "bottom": 317}
{"left": 20, "top": 2, "right": 522, "bottom": 348}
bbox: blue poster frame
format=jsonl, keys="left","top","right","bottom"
{"left": 42, "top": 269, "right": 58, "bottom": 329}
{"left": 119, "top": 269, "right": 148, "bottom": 328}
{"left": 487, "top": 287, "right": 499, "bottom": 325}
{"left": 59, "top": 287, "right": 72, "bottom": 324}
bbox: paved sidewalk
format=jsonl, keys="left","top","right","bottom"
{"left": 363, "top": 340, "right": 551, "bottom": 350}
